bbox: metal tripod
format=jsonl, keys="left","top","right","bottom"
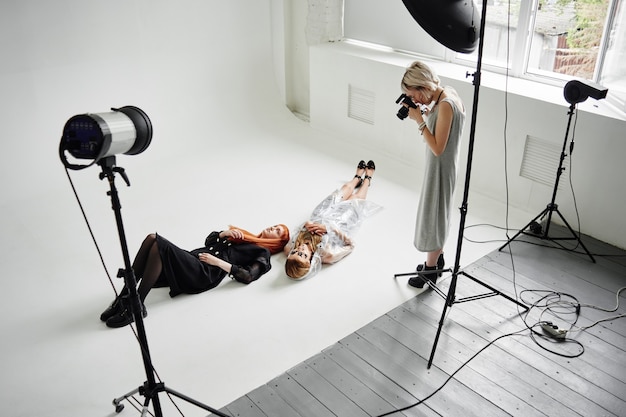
{"left": 498, "top": 103, "right": 595, "bottom": 263}
{"left": 395, "top": 0, "right": 528, "bottom": 369}
{"left": 98, "top": 156, "right": 229, "bottom": 417}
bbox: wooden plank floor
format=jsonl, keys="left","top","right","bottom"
{"left": 220, "top": 229, "right": 626, "bottom": 417}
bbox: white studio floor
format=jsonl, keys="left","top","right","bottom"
{"left": 0, "top": 107, "right": 536, "bottom": 417}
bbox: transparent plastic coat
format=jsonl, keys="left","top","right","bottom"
{"left": 285, "top": 190, "right": 382, "bottom": 280}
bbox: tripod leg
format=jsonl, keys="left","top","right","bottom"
{"left": 498, "top": 208, "right": 548, "bottom": 253}
{"left": 553, "top": 209, "right": 596, "bottom": 263}
{"left": 141, "top": 398, "right": 151, "bottom": 417}
{"left": 112, "top": 387, "right": 140, "bottom": 413}
{"left": 427, "top": 274, "right": 457, "bottom": 369}
{"left": 164, "top": 386, "right": 230, "bottom": 417}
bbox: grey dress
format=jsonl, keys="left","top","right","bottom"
{"left": 414, "top": 95, "right": 465, "bottom": 252}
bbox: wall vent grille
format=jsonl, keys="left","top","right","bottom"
{"left": 348, "top": 85, "right": 375, "bottom": 125}
{"left": 520, "top": 135, "right": 568, "bottom": 189}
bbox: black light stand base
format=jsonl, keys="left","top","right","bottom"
{"left": 98, "top": 156, "right": 229, "bottom": 417}
{"left": 395, "top": 267, "right": 529, "bottom": 369}
{"left": 498, "top": 203, "right": 595, "bottom": 263}
{"left": 112, "top": 382, "right": 228, "bottom": 416}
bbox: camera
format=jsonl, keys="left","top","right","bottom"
{"left": 395, "top": 93, "right": 417, "bottom": 120}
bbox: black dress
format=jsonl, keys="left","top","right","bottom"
{"left": 153, "top": 232, "right": 271, "bottom": 297}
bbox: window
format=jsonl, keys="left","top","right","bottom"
{"left": 344, "top": 0, "right": 625, "bottom": 112}
{"left": 598, "top": 0, "right": 626, "bottom": 108}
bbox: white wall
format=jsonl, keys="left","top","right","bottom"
{"left": 308, "top": 42, "right": 626, "bottom": 249}
{"left": 0, "top": 0, "right": 287, "bottom": 202}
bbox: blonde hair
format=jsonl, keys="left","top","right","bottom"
{"left": 284, "top": 229, "right": 323, "bottom": 279}
{"left": 401, "top": 61, "right": 440, "bottom": 94}
{"left": 228, "top": 224, "right": 290, "bottom": 255}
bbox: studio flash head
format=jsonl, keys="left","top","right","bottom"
{"left": 59, "top": 106, "right": 153, "bottom": 170}
{"left": 563, "top": 79, "right": 608, "bottom": 105}
{"left": 396, "top": 94, "right": 418, "bottom": 120}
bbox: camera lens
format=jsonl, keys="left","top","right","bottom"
{"left": 397, "top": 106, "right": 409, "bottom": 120}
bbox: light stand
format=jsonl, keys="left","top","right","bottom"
{"left": 98, "top": 156, "right": 228, "bottom": 417}
{"left": 498, "top": 103, "right": 598, "bottom": 263}
{"left": 396, "top": 0, "right": 528, "bottom": 369}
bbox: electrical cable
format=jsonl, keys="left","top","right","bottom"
{"left": 63, "top": 167, "right": 118, "bottom": 297}
{"left": 463, "top": 223, "right": 626, "bottom": 257}
{"left": 501, "top": 0, "right": 525, "bottom": 321}
{"left": 567, "top": 106, "right": 584, "bottom": 253}
{"left": 374, "top": 329, "right": 529, "bottom": 417}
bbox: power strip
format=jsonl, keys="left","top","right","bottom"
{"left": 541, "top": 322, "right": 567, "bottom": 339}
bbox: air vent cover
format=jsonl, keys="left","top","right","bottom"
{"left": 348, "top": 85, "right": 375, "bottom": 125}
{"left": 520, "top": 135, "right": 569, "bottom": 188}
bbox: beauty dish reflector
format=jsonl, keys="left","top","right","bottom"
{"left": 401, "top": 0, "right": 480, "bottom": 54}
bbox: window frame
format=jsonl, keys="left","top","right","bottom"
{"left": 449, "top": 0, "right": 623, "bottom": 109}
{"left": 342, "top": 0, "right": 624, "bottom": 113}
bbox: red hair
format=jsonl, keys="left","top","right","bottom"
{"left": 228, "top": 224, "right": 290, "bottom": 254}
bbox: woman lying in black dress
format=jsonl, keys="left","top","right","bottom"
{"left": 100, "top": 224, "right": 290, "bottom": 328}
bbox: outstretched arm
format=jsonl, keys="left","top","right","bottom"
{"left": 198, "top": 252, "right": 232, "bottom": 273}
{"left": 198, "top": 252, "right": 267, "bottom": 284}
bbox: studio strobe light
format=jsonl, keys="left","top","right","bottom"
{"left": 500, "top": 79, "right": 607, "bottom": 262}
{"left": 59, "top": 106, "right": 152, "bottom": 170}
{"left": 59, "top": 106, "right": 228, "bottom": 416}
{"left": 563, "top": 79, "right": 608, "bottom": 105}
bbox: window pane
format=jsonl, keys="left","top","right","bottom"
{"left": 599, "top": 0, "right": 626, "bottom": 103}
{"left": 527, "top": 0, "right": 609, "bottom": 80}
{"left": 456, "top": 0, "right": 521, "bottom": 68}
{"left": 343, "top": 0, "right": 446, "bottom": 58}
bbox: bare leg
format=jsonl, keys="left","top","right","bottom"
{"left": 350, "top": 163, "right": 374, "bottom": 200}
{"left": 340, "top": 163, "right": 366, "bottom": 199}
{"left": 425, "top": 249, "right": 442, "bottom": 267}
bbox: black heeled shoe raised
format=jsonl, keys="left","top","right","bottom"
{"left": 354, "top": 160, "right": 366, "bottom": 188}
{"left": 408, "top": 253, "right": 444, "bottom": 289}
{"left": 363, "top": 160, "right": 376, "bottom": 186}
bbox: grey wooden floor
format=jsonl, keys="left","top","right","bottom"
{"left": 219, "top": 229, "right": 626, "bottom": 417}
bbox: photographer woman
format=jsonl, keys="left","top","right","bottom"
{"left": 400, "top": 61, "right": 466, "bottom": 288}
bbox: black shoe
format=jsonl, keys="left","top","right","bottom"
{"left": 354, "top": 160, "right": 366, "bottom": 188}
{"left": 106, "top": 299, "right": 147, "bottom": 328}
{"left": 408, "top": 253, "right": 445, "bottom": 289}
{"left": 100, "top": 288, "right": 129, "bottom": 322}
{"left": 363, "top": 160, "right": 376, "bottom": 187}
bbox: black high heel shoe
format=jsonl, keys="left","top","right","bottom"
{"left": 408, "top": 253, "right": 444, "bottom": 289}
{"left": 354, "top": 160, "right": 366, "bottom": 188}
{"left": 363, "top": 160, "right": 376, "bottom": 186}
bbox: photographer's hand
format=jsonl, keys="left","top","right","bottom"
{"left": 408, "top": 106, "right": 425, "bottom": 123}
